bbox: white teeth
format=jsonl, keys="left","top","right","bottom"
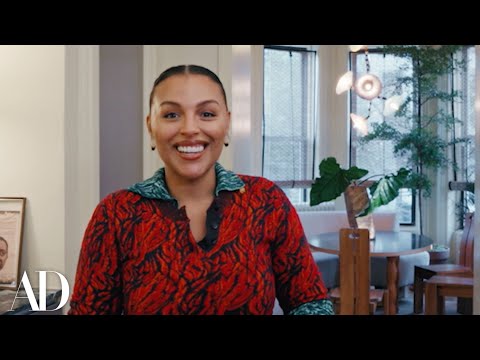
{"left": 177, "top": 145, "right": 205, "bottom": 153}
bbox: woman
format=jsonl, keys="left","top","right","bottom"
{"left": 69, "top": 65, "right": 333, "bottom": 315}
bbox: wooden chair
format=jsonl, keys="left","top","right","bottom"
{"left": 329, "top": 228, "right": 388, "bottom": 315}
{"left": 413, "top": 212, "right": 474, "bottom": 314}
{"left": 424, "top": 275, "right": 473, "bottom": 315}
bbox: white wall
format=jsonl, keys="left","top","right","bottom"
{"left": 231, "top": 45, "right": 264, "bottom": 176}
{"left": 0, "top": 45, "right": 66, "bottom": 289}
{"left": 316, "top": 45, "right": 350, "bottom": 210}
{"left": 64, "top": 46, "right": 100, "bottom": 312}
{"left": 100, "top": 45, "right": 143, "bottom": 198}
{"left": 317, "top": 45, "right": 350, "bottom": 166}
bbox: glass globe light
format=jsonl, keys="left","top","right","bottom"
{"left": 349, "top": 45, "right": 366, "bottom": 52}
{"left": 354, "top": 74, "right": 382, "bottom": 100}
{"left": 383, "top": 95, "right": 405, "bottom": 116}
{"left": 350, "top": 113, "right": 368, "bottom": 136}
{"left": 336, "top": 71, "right": 354, "bottom": 95}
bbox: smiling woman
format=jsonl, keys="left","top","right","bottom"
{"left": 68, "top": 65, "right": 334, "bottom": 315}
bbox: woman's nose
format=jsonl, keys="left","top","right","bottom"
{"left": 180, "top": 114, "right": 200, "bottom": 135}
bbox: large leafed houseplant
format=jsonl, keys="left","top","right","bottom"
{"left": 310, "top": 157, "right": 410, "bottom": 232}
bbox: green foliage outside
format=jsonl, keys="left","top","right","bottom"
{"left": 359, "top": 45, "right": 468, "bottom": 234}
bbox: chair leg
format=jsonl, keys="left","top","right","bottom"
{"left": 413, "top": 268, "right": 424, "bottom": 314}
{"left": 382, "top": 290, "right": 390, "bottom": 315}
{"left": 369, "top": 302, "right": 377, "bottom": 315}
{"left": 437, "top": 296, "right": 445, "bottom": 315}
{"left": 457, "top": 297, "right": 473, "bottom": 315}
{"left": 424, "top": 281, "right": 438, "bottom": 315}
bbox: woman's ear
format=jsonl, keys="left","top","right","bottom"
{"left": 226, "top": 111, "right": 231, "bottom": 134}
{"left": 147, "top": 115, "right": 156, "bottom": 151}
{"left": 146, "top": 115, "right": 152, "bottom": 135}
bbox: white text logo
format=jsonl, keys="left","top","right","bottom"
{"left": 10, "top": 271, "right": 69, "bottom": 311}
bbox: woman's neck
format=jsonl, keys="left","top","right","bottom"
{"left": 165, "top": 166, "right": 216, "bottom": 203}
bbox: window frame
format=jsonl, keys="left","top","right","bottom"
{"left": 348, "top": 48, "right": 416, "bottom": 226}
{"left": 262, "top": 45, "right": 319, "bottom": 206}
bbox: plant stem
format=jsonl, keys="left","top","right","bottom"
{"left": 358, "top": 174, "right": 384, "bottom": 184}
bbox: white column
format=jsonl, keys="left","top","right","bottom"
{"left": 142, "top": 46, "right": 163, "bottom": 179}
{"left": 64, "top": 45, "right": 100, "bottom": 313}
{"left": 231, "top": 45, "right": 264, "bottom": 176}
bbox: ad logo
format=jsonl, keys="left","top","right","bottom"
{"left": 10, "top": 271, "right": 70, "bottom": 312}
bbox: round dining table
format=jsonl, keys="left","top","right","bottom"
{"left": 308, "top": 231, "right": 433, "bottom": 315}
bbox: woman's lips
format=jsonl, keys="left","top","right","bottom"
{"left": 175, "top": 143, "right": 207, "bottom": 160}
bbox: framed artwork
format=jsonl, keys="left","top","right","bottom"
{"left": 0, "top": 197, "right": 26, "bottom": 290}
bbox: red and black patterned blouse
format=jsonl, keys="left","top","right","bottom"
{"left": 69, "top": 163, "right": 333, "bottom": 315}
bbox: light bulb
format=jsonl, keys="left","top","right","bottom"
{"left": 336, "top": 71, "right": 353, "bottom": 95}
{"left": 354, "top": 74, "right": 382, "bottom": 100}
{"left": 349, "top": 45, "right": 366, "bottom": 52}
{"left": 350, "top": 113, "right": 368, "bottom": 136}
{"left": 384, "top": 95, "right": 405, "bottom": 116}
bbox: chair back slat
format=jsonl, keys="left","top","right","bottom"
{"left": 339, "top": 228, "right": 370, "bottom": 315}
{"left": 459, "top": 213, "right": 474, "bottom": 269}
{"left": 356, "top": 233, "right": 371, "bottom": 314}
{"left": 339, "top": 229, "right": 355, "bottom": 314}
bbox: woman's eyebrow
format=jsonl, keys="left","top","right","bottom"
{"left": 159, "top": 100, "right": 220, "bottom": 107}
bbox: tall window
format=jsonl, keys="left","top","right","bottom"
{"left": 453, "top": 46, "right": 476, "bottom": 218}
{"left": 350, "top": 50, "right": 415, "bottom": 224}
{"left": 351, "top": 47, "right": 476, "bottom": 226}
{"left": 262, "top": 46, "right": 317, "bottom": 205}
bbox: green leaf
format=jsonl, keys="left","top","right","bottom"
{"left": 364, "top": 168, "right": 410, "bottom": 214}
{"left": 310, "top": 157, "right": 368, "bottom": 206}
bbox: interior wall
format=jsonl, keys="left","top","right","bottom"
{"left": 231, "top": 45, "right": 264, "bottom": 176}
{"left": 316, "top": 45, "right": 350, "bottom": 210}
{"left": 100, "top": 45, "right": 143, "bottom": 198}
{"left": 0, "top": 45, "right": 66, "bottom": 289}
{"left": 64, "top": 45, "right": 100, "bottom": 312}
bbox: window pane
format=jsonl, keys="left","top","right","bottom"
{"left": 350, "top": 51, "right": 414, "bottom": 224}
{"left": 263, "top": 47, "right": 316, "bottom": 205}
{"left": 455, "top": 46, "right": 476, "bottom": 215}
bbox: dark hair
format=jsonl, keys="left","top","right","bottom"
{"left": 148, "top": 65, "right": 228, "bottom": 113}
{"left": 0, "top": 236, "right": 7, "bottom": 251}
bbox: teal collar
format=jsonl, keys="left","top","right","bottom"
{"left": 128, "top": 162, "right": 245, "bottom": 201}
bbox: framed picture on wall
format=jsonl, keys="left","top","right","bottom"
{"left": 0, "top": 197, "right": 26, "bottom": 290}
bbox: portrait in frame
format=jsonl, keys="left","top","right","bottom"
{"left": 0, "top": 197, "right": 26, "bottom": 290}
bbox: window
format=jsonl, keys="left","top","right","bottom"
{"left": 453, "top": 46, "right": 476, "bottom": 217}
{"left": 262, "top": 46, "right": 317, "bottom": 206}
{"left": 350, "top": 50, "right": 415, "bottom": 225}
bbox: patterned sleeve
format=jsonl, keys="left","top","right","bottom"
{"left": 288, "top": 299, "right": 334, "bottom": 315}
{"left": 268, "top": 183, "right": 334, "bottom": 315}
{"left": 68, "top": 194, "right": 123, "bottom": 315}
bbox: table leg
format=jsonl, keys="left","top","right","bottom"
{"left": 424, "top": 281, "right": 438, "bottom": 315}
{"left": 385, "top": 256, "right": 399, "bottom": 315}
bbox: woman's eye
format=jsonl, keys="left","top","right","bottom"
{"left": 164, "top": 112, "right": 179, "bottom": 119}
{"left": 201, "top": 112, "right": 215, "bottom": 118}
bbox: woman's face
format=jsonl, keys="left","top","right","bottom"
{"left": 147, "top": 74, "right": 230, "bottom": 182}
